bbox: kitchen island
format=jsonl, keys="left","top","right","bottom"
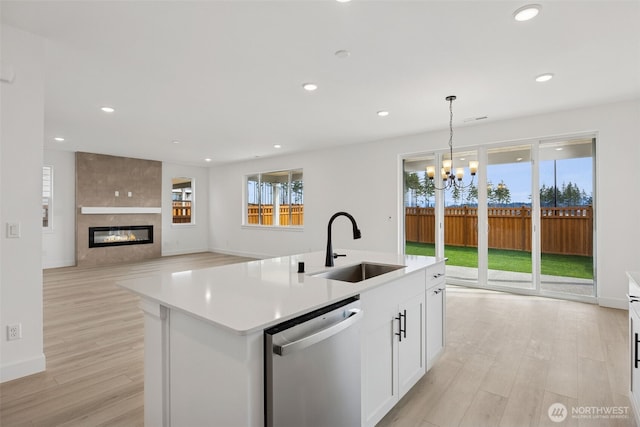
{"left": 119, "top": 250, "right": 446, "bottom": 427}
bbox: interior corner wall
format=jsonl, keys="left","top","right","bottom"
{"left": 208, "top": 99, "right": 640, "bottom": 309}
{"left": 161, "top": 162, "right": 210, "bottom": 256}
{"left": 1, "top": 25, "right": 46, "bottom": 383}
{"left": 42, "top": 149, "right": 76, "bottom": 268}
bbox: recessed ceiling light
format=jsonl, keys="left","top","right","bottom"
{"left": 556, "top": 147, "right": 564, "bottom": 151}
{"left": 513, "top": 4, "right": 541, "bottom": 21}
{"left": 535, "top": 73, "right": 554, "bottom": 82}
{"left": 516, "top": 157, "right": 523, "bottom": 162}
{"left": 172, "top": 140, "right": 180, "bottom": 144}
{"left": 302, "top": 83, "right": 318, "bottom": 91}
{"left": 100, "top": 106, "right": 115, "bottom": 113}
{"left": 377, "top": 110, "right": 390, "bottom": 117}
{"left": 334, "top": 50, "right": 351, "bottom": 59}
{"left": 273, "top": 144, "right": 282, "bottom": 149}
{"left": 204, "top": 158, "right": 212, "bottom": 162}
{"left": 336, "top": 0, "right": 351, "bottom": 3}
{"left": 54, "top": 137, "right": 65, "bottom": 142}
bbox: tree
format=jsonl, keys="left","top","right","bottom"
{"left": 539, "top": 181, "right": 591, "bottom": 207}
{"left": 421, "top": 176, "right": 436, "bottom": 207}
{"left": 494, "top": 181, "right": 511, "bottom": 206}
{"left": 404, "top": 172, "right": 421, "bottom": 206}
{"left": 466, "top": 183, "right": 478, "bottom": 205}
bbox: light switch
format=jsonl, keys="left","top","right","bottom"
{"left": 115, "top": 191, "right": 120, "bottom": 197}
{"left": 6, "top": 222, "right": 20, "bottom": 238}
{"left": 128, "top": 192, "right": 132, "bottom": 197}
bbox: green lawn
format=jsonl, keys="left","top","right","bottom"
{"left": 405, "top": 242, "right": 593, "bottom": 279}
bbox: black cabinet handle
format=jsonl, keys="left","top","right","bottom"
{"left": 402, "top": 310, "right": 407, "bottom": 339}
{"left": 395, "top": 310, "right": 406, "bottom": 342}
{"left": 433, "top": 287, "right": 445, "bottom": 295}
{"left": 432, "top": 273, "right": 444, "bottom": 279}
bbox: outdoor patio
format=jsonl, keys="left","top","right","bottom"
{"left": 446, "top": 265, "right": 595, "bottom": 296}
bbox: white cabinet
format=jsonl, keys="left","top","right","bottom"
{"left": 398, "top": 291, "right": 426, "bottom": 396}
{"left": 361, "top": 270, "right": 426, "bottom": 427}
{"left": 628, "top": 273, "right": 640, "bottom": 426}
{"left": 426, "top": 262, "right": 446, "bottom": 370}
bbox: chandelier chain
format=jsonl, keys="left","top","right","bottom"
{"left": 427, "top": 95, "right": 476, "bottom": 191}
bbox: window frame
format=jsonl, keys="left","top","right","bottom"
{"left": 42, "top": 165, "right": 53, "bottom": 232}
{"left": 171, "top": 177, "right": 196, "bottom": 226}
{"left": 243, "top": 168, "right": 303, "bottom": 229}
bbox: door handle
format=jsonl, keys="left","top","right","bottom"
{"left": 395, "top": 310, "right": 406, "bottom": 342}
{"left": 273, "top": 309, "right": 363, "bottom": 356}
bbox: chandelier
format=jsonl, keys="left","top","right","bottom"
{"left": 426, "top": 95, "right": 478, "bottom": 190}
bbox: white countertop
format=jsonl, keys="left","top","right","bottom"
{"left": 118, "top": 250, "right": 443, "bottom": 335}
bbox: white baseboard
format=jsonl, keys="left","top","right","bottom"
{"left": 598, "top": 296, "right": 628, "bottom": 310}
{"left": 42, "top": 258, "right": 75, "bottom": 269}
{"left": 1, "top": 353, "right": 46, "bottom": 383}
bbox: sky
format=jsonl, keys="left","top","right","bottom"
{"left": 407, "top": 156, "right": 593, "bottom": 207}
{"left": 488, "top": 157, "right": 593, "bottom": 204}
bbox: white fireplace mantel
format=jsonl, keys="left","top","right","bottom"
{"left": 80, "top": 206, "right": 162, "bottom": 215}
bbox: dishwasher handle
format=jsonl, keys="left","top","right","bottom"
{"left": 273, "top": 309, "right": 363, "bottom": 356}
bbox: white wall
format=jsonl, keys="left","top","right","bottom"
{"left": 162, "top": 162, "right": 210, "bottom": 256}
{"left": 0, "top": 25, "right": 46, "bottom": 382}
{"left": 42, "top": 149, "right": 75, "bottom": 268}
{"left": 209, "top": 99, "right": 640, "bottom": 309}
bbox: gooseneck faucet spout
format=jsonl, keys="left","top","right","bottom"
{"left": 325, "top": 212, "right": 362, "bottom": 267}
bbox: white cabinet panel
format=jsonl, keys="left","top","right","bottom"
{"left": 427, "top": 282, "right": 445, "bottom": 370}
{"left": 398, "top": 291, "right": 426, "bottom": 396}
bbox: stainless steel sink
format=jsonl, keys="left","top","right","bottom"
{"left": 312, "top": 262, "right": 405, "bottom": 283}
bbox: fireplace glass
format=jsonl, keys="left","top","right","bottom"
{"left": 89, "top": 225, "right": 154, "bottom": 248}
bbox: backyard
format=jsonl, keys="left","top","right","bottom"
{"left": 406, "top": 242, "right": 593, "bottom": 280}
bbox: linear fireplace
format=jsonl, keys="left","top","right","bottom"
{"left": 89, "top": 225, "right": 154, "bottom": 248}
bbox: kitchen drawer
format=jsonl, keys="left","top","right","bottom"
{"left": 426, "top": 261, "right": 445, "bottom": 286}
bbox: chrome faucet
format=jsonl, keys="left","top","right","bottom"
{"left": 325, "top": 212, "right": 362, "bottom": 267}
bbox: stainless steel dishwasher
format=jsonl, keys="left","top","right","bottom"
{"left": 264, "top": 296, "right": 363, "bottom": 427}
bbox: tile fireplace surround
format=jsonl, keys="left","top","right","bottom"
{"left": 76, "top": 152, "right": 162, "bottom": 266}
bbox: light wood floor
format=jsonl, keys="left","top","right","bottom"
{"left": 0, "top": 254, "right": 634, "bottom": 427}
{"left": 0, "top": 252, "right": 253, "bottom": 427}
{"left": 379, "top": 286, "right": 635, "bottom": 427}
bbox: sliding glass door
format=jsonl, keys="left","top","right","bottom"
{"left": 486, "top": 145, "right": 534, "bottom": 290}
{"left": 443, "top": 150, "right": 479, "bottom": 286}
{"left": 538, "top": 139, "right": 595, "bottom": 297}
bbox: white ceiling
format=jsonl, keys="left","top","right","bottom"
{"left": 2, "top": 0, "right": 639, "bottom": 166}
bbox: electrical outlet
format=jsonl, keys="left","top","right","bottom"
{"left": 7, "top": 323, "right": 22, "bottom": 341}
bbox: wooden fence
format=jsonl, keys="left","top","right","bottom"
{"left": 247, "top": 204, "right": 304, "bottom": 226}
{"left": 406, "top": 205, "right": 592, "bottom": 256}
{"left": 172, "top": 202, "right": 192, "bottom": 223}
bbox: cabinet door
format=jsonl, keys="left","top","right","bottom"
{"left": 361, "top": 317, "right": 398, "bottom": 427}
{"left": 398, "top": 291, "right": 426, "bottom": 397}
{"left": 427, "top": 283, "right": 445, "bottom": 370}
{"left": 631, "top": 311, "right": 640, "bottom": 414}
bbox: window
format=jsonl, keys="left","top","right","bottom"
{"left": 172, "top": 177, "right": 194, "bottom": 224}
{"left": 246, "top": 169, "right": 303, "bottom": 227}
{"left": 42, "top": 166, "right": 53, "bottom": 230}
